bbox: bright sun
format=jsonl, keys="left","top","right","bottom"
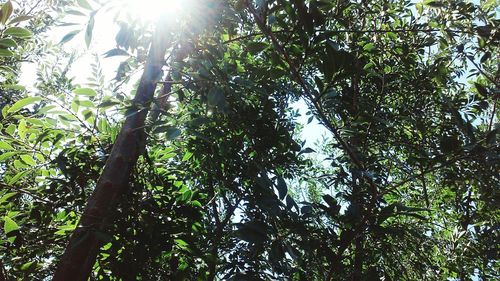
{"left": 123, "top": 0, "right": 188, "bottom": 22}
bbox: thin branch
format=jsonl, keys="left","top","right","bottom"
{"left": 489, "top": 96, "right": 498, "bottom": 132}
{"left": 222, "top": 28, "right": 474, "bottom": 44}
{"left": 466, "top": 55, "right": 499, "bottom": 88}
{"left": 0, "top": 183, "right": 52, "bottom": 204}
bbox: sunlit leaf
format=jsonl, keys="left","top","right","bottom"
{"left": 3, "top": 216, "right": 19, "bottom": 234}
{"left": 20, "top": 155, "right": 36, "bottom": 165}
{"left": 8, "top": 170, "right": 28, "bottom": 184}
{"left": 73, "top": 87, "right": 97, "bottom": 96}
{"left": 0, "top": 38, "right": 16, "bottom": 48}
{"left": 3, "top": 27, "right": 32, "bottom": 38}
{"left": 363, "top": 42, "right": 375, "bottom": 52}
{"left": 0, "top": 0, "right": 13, "bottom": 24}
{"left": 0, "top": 49, "right": 14, "bottom": 56}
{"left": 0, "top": 141, "right": 14, "bottom": 150}
{"left": 8, "top": 97, "right": 41, "bottom": 113}
{"left": 0, "top": 192, "right": 17, "bottom": 204}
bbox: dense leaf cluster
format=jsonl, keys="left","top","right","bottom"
{"left": 0, "top": 0, "right": 498, "bottom": 280}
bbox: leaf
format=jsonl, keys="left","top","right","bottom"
{"left": 3, "top": 216, "right": 19, "bottom": 234}
{"left": 301, "top": 147, "right": 316, "bottom": 154}
{"left": 363, "top": 42, "right": 375, "bottom": 52}
{"left": 235, "top": 221, "right": 269, "bottom": 244}
{"left": 166, "top": 127, "right": 181, "bottom": 140}
{"left": 0, "top": 1, "right": 13, "bottom": 25}
{"left": 76, "top": 100, "right": 95, "bottom": 107}
{"left": 0, "top": 151, "right": 17, "bottom": 161}
{"left": 0, "top": 49, "right": 14, "bottom": 57}
{"left": 0, "top": 192, "right": 17, "bottom": 204}
{"left": 77, "top": 0, "right": 93, "bottom": 10}
{"left": 276, "top": 176, "right": 287, "bottom": 200}
{"left": 73, "top": 87, "right": 97, "bottom": 96}
{"left": 3, "top": 27, "right": 32, "bottom": 38}
{"left": 20, "top": 261, "right": 35, "bottom": 271}
{"left": 286, "top": 195, "right": 298, "bottom": 211}
{"left": 8, "top": 170, "right": 28, "bottom": 184}
{"left": 423, "top": 0, "right": 445, "bottom": 7}
{"left": 85, "top": 15, "right": 95, "bottom": 47}
{"left": 0, "top": 38, "right": 17, "bottom": 48}
{"left": 246, "top": 42, "right": 268, "bottom": 54}
{"left": 8, "top": 15, "right": 33, "bottom": 24}
{"left": 103, "top": 48, "right": 130, "bottom": 57}
{"left": 154, "top": 125, "right": 181, "bottom": 140}
{"left": 59, "top": 30, "right": 80, "bottom": 44}
{"left": 182, "top": 151, "right": 193, "bottom": 161}
{"left": 474, "top": 83, "right": 489, "bottom": 98}
{"left": 0, "top": 141, "right": 14, "bottom": 150}
{"left": 207, "top": 87, "right": 225, "bottom": 107}
{"left": 480, "top": 52, "right": 491, "bottom": 64}
{"left": 322, "top": 195, "right": 338, "bottom": 208}
{"left": 8, "top": 97, "right": 41, "bottom": 113}
{"left": 20, "top": 155, "right": 36, "bottom": 165}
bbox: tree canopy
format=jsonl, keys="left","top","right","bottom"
{"left": 0, "top": 0, "right": 498, "bottom": 280}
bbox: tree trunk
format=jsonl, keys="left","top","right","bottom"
{"left": 53, "top": 24, "right": 169, "bottom": 281}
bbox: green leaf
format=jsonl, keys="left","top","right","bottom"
{"left": 3, "top": 216, "right": 19, "bottom": 234}
{"left": 180, "top": 189, "right": 192, "bottom": 202}
{"left": 76, "top": 100, "right": 95, "bottom": 107}
{"left": 0, "top": 192, "right": 17, "bottom": 204}
{"left": 20, "top": 155, "right": 36, "bottom": 165}
{"left": 0, "top": 49, "right": 14, "bottom": 56}
{"left": 73, "top": 87, "right": 97, "bottom": 96}
{"left": 20, "top": 261, "right": 35, "bottom": 271}
{"left": 0, "top": 1, "right": 13, "bottom": 25}
{"left": 8, "top": 170, "right": 28, "bottom": 185}
{"left": 0, "top": 38, "right": 17, "bottom": 48}
{"left": 3, "top": 27, "right": 32, "bottom": 38}
{"left": 8, "top": 15, "right": 33, "bottom": 24}
{"left": 8, "top": 97, "right": 41, "bottom": 113}
{"left": 363, "top": 43, "right": 375, "bottom": 52}
{"left": 0, "top": 141, "right": 14, "bottom": 150}
{"left": 182, "top": 151, "right": 193, "bottom": 161}
{"left": 0, "top": 151, "right": 17, "bottom": 161}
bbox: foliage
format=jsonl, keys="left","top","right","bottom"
{"left": 0, "top": 0, "right": 498, "bottom": 280}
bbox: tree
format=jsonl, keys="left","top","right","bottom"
{"left": 0, "top": 0, "right": 498, "bottom": 280}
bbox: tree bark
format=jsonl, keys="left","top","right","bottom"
{"left": 53, "top": 23, "right": 169, "bottom": 281}
{"left": 0, "top": 259, "right": 6, "bottom": 281}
